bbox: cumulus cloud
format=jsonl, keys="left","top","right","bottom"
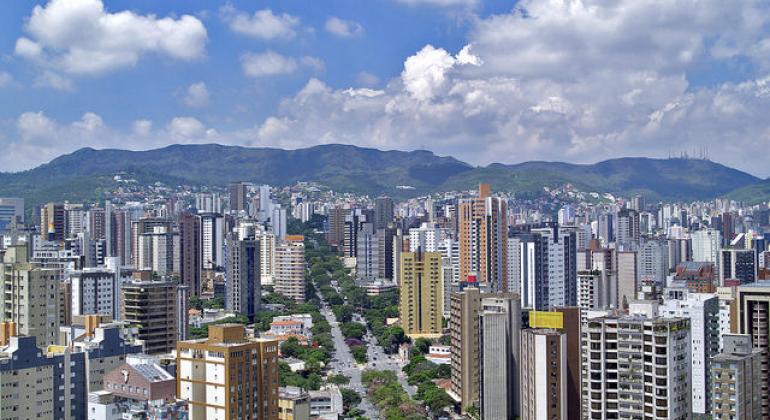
{"left": 220, "top": 4, "right": 299, "bottom": 40}
{"left": 183, "top": 82, "right": 209, "bottom": 107}
{"left": 15, "top": 0, "right": 207, "bottom": 75}
{"left": 10, "top": 0, "right": 770, "bottom": 177}
{"left": 325, "top": 17, "right": 364, "bottom": 37}
{"left": 241, "top": 51, "right": 323, "bottom": 77}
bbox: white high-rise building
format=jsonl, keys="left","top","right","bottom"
{"left": 692, "top": 228, "right": 722, "bottom": 270}
{"left": 259, "top": 230, "right": 276, "bottom": 286}
{"left": 200, "top": 213, "right": 224, "bottom": 270}
{"left": 639, "top": 239, "right": 669, "bottom": 287}
{"left": 660, "top": 291, "right": 720, "bottom": 415}
{"left": 408, "top": 223, "right": 446, "bottom": 252}
{"left": 581, "top": 315, "right": 691, "bottom": 419}
{"left": 70, "top": 269, "right": 120, "bottom": 320}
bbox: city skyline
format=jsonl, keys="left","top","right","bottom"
{"left": 2, "top": 0, "right": 770, "bottom": 176}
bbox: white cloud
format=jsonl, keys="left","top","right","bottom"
{"left": 396, "top": 0, "right": 477, "bottom": 7}
{"left": 241, "top": 51, "right": 323, "bottom": 77}
{"left": 183, "top": 82, "right": 209, "bottom": 107}
{"left": 0, "top": 72, "right": 12, "bottom": 87}
{"left": 401, "top": 44, "right": 480, "bottom": 100}
{"left": 15, "top": 0, "right": 207, "bottom": 75}
{"left": 325, "top": 17, "right": 364, "bottom": 37}
{"left": 220, "top": 4, "right": 299, "bottom": 40}
{"left": 33, "top": 71, "right": 74, "bottom": 91}
{"left": 132, "top": 120, "right": 152, "bottom": 136}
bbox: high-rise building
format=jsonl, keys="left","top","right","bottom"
{"left": 509, "top": 232, "right": 548, "bottom": 309}
{"left": 581, "top": 315, "right": 691, "bottom": 419}
{"left": 616, "top": 250, "right": 639, "bottom": 309}
{"left": 711, "top": 334, "right": 763, "bottom": 419}
{"left": 528, "top": 224, "right": 577, "bottom": 309}
{"left": 0, "top": 245, "right": 60, "bottom": 347}
{"left": 736, "top": 281, "right": 770, "bottom": 416}
{"left": 478, "top": 294, "right": 522, "bottom": 419}
{"left": 40, "top": 202, "right": 66, "bottom": 241}
{"left": 721, "top": 249, "right": 757, "bottom": 285}
{"left": 88, "top": 206, "right": 106, "bottom": 240}
{"left": 70, "top": 269, "right": 120, "bottom": 320}
{"left": 458, "top": 184, "right": 508, "bottom": 291}
{"left": 200, "top": 213, "right": 225, "bottom": 270}
{"left": 177, "top": 324, "right": 280, "bottom": 420}
{"left": 274, "top": 236, "right": 306, "bottom": 303}
{"left": 229, "top": 182, "right": 248, "bottom": 214}
{"left": 136, "top": 226, "right": 179, "bottom": 276}
{"left": 399, "top": 250, "right": 443, "bottom": 338}
{"left": 356, "top": 223, "right": 380, "bottom": 280}
{"left": 721, "top": 212, "right": 735, "bottom": 245}
{"left": 120, "top": 279, "right": 177, "bottom": 354}
{"left": 0, "top": 326, "right": 87, "bottom": 419}
{"left": 598, "top": 213, "right": 614, "bottom": 246}
{"left": 660, "top": 292, "right": 720, "bottom": 415}
{"left": 520, "top": 329, "right": 567, "bottom": 420}
{"left": 225, "top": 235, "right": 261, "bottom": 321}
{"left": 449, "top": 289, "right": 519, "bottom": 413}
{"left": 374, "top": 196, "right": 394, "bottom": 230}
{"left": 326, "top": 206, "right": 350, "bottom": 248}
{"left": 178, "top": 212, "right": 201, "bottom": 295}
{"left": 343, "top": 209, "right": 369, "bottom": 258}
{"left": 615, "top": 208, "right": 640, "bottom": 247}
{"left": 692, "top": 228, "right": 722, "bottom": 270}
{"left": 0, "top": 197, "right": 23, "bottom": 231}
{"left": 639, "top": 239, "right": 669, "bottom": 287}
{"left": 130, "top": 218, "right": 172, "bottom": 268}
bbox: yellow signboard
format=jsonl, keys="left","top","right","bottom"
{"left": 529, "top": 311, "right": 564, "bottom": 329}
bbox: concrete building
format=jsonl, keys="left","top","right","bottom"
{"left": 692, "top": 228, "right": 722, "bottom": 271}
{"left": 274, "top": 235, "right": 306, "bottom": 303}
{"left": 177, "top": 324, "right": 280, "bottom": 420}
{"left": 225, "top": 234, "right": 261, "bottom": 321}
{"left": 229, "top": 182, "right": 248, "bottom": 214}
{"left": 325, "top": 206, "right": 350, "bottom": 248}
{"left": 120, "top": 279, "right": 177, "bottom": 354}
{"left": 639, "top": 239, "right": 670, "bottom": 287}
{"left": 0, "top": 245, "right": 60, "bottom": 347}
{"left": 309, "top": 386, "right": 344, "bottom": 418}
{"left": 278, "top": 386, "right": 311, "bottom": 420}
{"left": 520, "top": 329, "right": 567, "bottom": 420}
{"left": 616, "top": 250, "right": 639, "bottom": 309}
{"left": 458, "top": 184, "right": 508, "bottom": 291}
{"left": 0, "top": 325, "right": 87, "bottom": 420}
{"left": 478, "top": 294, "right": 522, "bottom": 420}
{"left": 721, "top": 249, "right": 757, "bottom": 285}
{"left": 672, "top": 261, "right": 717, "bottom": 293}
{"left": 0, "top": 198, "right": 23, "bottom": 231}
{"left": 581, "top": 315, "right": 691, "bottom": 419}
{"left": 399, "top": 250, "right": 443, "bottom": 338}
{"left": 200, "top": 213, "right": 225, "bottom": 270}
{"left": 449, "top": 288, "right": 520, "bottom": 414}
{"left": 615, "top": 208, "right": 640, "bottom": 247}
{"left": 660, "top": 292, "right": 720, "bottom": 416}
{"left": 374, "top": 196, "right": 394, "bottom": 230}
{"left": 711, "top": 334, "right": 763, "bottom": 419}
{"left": 136, "top": 226, "right": 179, "bottom": 276}
{"left": 736, "top": 281, "right": 770, "bottom": 416}
{"left": 178, "top": 212, "right": 202, "bottom": 295}
{"left": 41, "top": 202, "right": 66, "bottom": 241}
{"left": 70, "top": 268, "right": 120, "bottom": 320}
{"left": 71, "top": 319, "right": 143, "bottom": 392}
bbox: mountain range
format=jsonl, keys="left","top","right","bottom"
{"left": 0, "top": 143, "right": 765, "bottom": 208}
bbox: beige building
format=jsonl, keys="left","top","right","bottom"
{"left": 736, "top": 281, "right": 770, "bottom": 417}
{"left": 449, "top": 288, "right": 520, "bottom": 414}
{"left": 120, "top": 279, "right": 177, "bottom": 354}
{"left": 520, "top": 329, "right": 567, "bottom": 420}
{"left": 458, "top": 184, "right": 508, "bottom": 291}
{"left": 177, "top": 324, "right": 280, "bottom": 420}
{"left": 0, "top": 245, "right": 60, "bottom": 347}
{"left": 274, "top": 235, "right": 306, "bottom": 303}
{"left": 278, "top": 386, "right": 311, "bottom": 420}
{"left": 399, "top": 250, "right": 443, "bottom": 338}
{"left": 712, "top": 334, "right": 763, "bottom": 419}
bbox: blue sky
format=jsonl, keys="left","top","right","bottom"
{"left": 2, "top": 0, "right": 770, "bottom": 176}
